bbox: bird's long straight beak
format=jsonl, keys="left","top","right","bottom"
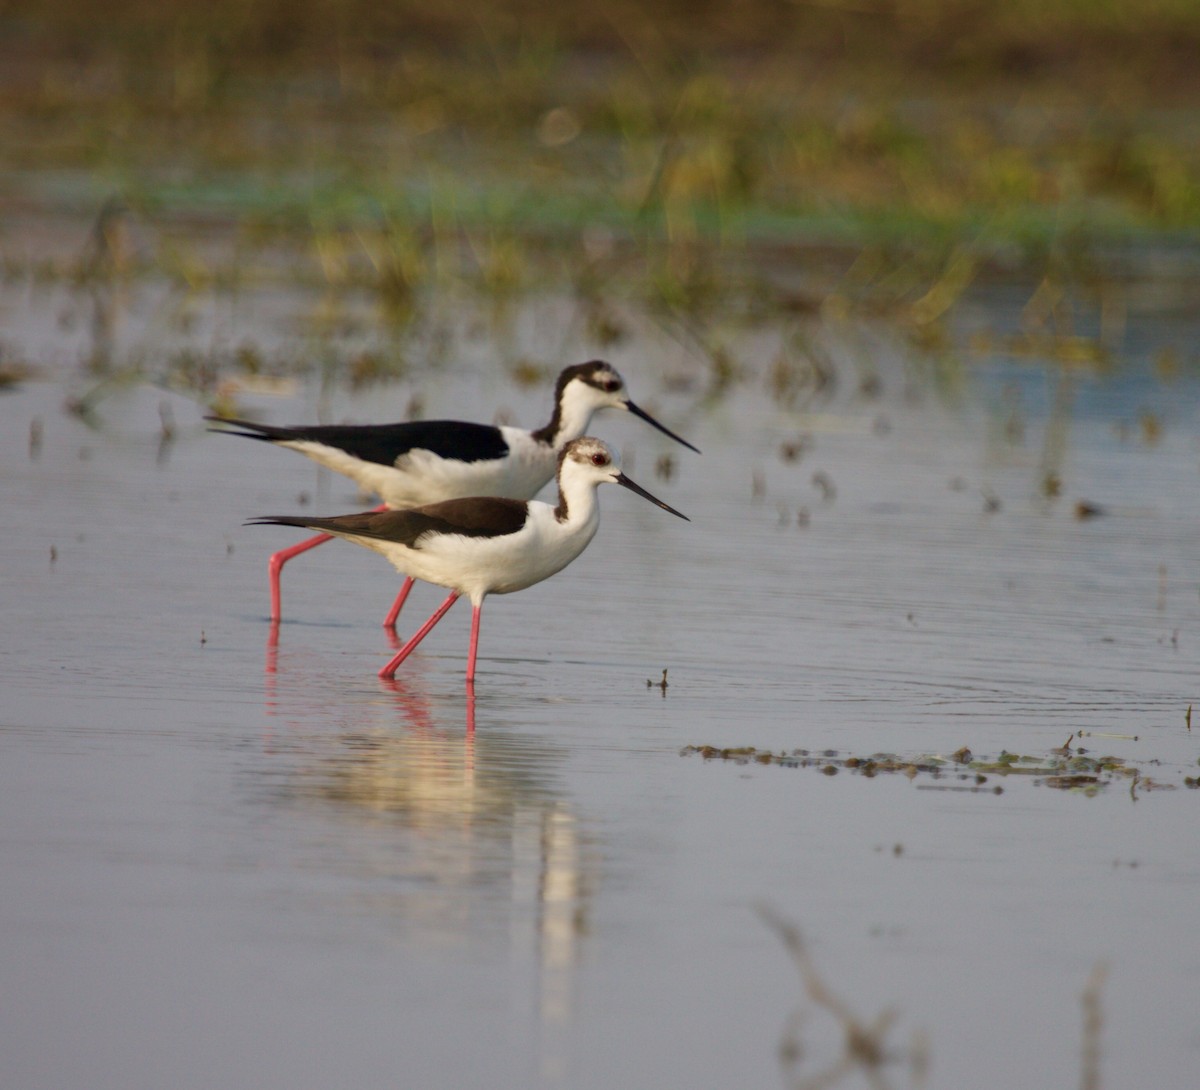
{"left": 615, "top": 473, "right": 690, "bottom": 520}
{"left": 625, "top": 400, "right": 701, "bottom": 454}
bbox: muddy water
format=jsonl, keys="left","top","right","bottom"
{"left": 2, "top": 272, "right": 1199, "bottom": 1090}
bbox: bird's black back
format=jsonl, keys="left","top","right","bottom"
{"left": 247, "top": 496, "right": 530, "bottom": 547}
{"left": 210, "top": 417, "right": 512, "bottom": 467}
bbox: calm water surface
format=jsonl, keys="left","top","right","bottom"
{"left": 2, "top": 273, "right": 1199, "bottom": 1090}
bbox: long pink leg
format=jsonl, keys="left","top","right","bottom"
{"left": 378, "top": 591, "right": 460, "bottom": 679}
{"left": 466, "top": 604, "right": 483, "bottom": 683}
{"left": 268, "top": 533, "right": 332, "bottom": 620}
{"left": 268, "top": 502, "right": 388, "bottom": 621}
{"left": 382, "top": 577, "right": 416, "bottom": 630}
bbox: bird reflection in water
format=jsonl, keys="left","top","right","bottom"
{"left": 258, "top": 669, "right": 592, "bottom": 1066}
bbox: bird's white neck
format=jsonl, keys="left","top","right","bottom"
{"left": 552, "top": 465, "right": 604, "bottom": 525}
{"left": 535, "top": 384, "right": 603, "bottom": 450}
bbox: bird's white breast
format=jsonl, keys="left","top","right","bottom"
{"left": 349, "top": 500, "right": 600, "bottom": 603}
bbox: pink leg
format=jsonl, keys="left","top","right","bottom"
{"left": 378, "top": 591, "right": 460, "bottom": 679}
{"left": 269, "top": 533, "right": 332, "bottom": 620}
{"left": 466, "top": 604, "right": 483, "bottom": 683}
{"left": 267, "top": 503, "right": 388, "bottom": 621}
{"left": 382, "top": 576, "right": 416, "bottom": 630}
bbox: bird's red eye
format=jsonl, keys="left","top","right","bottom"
{"left": 603, "top": 379, "right": 621, "bottom": 392}
{"left": 591, "top": 453, "right": 609, "bottom": 466}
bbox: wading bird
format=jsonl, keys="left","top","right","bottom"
{"left": 211, "top": 361, "right": 697, "bottom": 626}
{"left": 247, "top": 437, "right": 688, "bottom": 683}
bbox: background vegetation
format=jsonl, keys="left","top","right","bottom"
{"left": 3, "top": 1, "right": 1198, "bottom": 397}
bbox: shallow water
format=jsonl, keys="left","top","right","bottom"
{"left": 3, "top": 268, "right": 1199, "bottom": 1090}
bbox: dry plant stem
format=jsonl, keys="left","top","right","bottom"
{"left": 758, "top": 904, "right": 900, "bottom": 1090}
{"left": 1080, "top": 963, "right": 1107, "bottom": 1090}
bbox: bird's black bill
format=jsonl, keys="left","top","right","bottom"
{"left": 615, "top": 473, "right": 690, "bottom": 521}
{"left": 625, "top": 400, "right": 701, "bottom": 454}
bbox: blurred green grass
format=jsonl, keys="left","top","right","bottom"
{"left": 3, "top": 0, "right": 1199, "bottom": 348}
{"left": 10, "top": 0, "right": 1200, "bottom": 83}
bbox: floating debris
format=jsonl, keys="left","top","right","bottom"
{"left": 646, "top": 668, "right": 668, "bottom": 694}
{"left": 681, "top": 742, "right": 1193, "bottom": 796}
{"left": 811, "top": 470, "right": 837, "bottom": 502}
{"left": 157, "top": 400, "right": 177, "bottom": 467}
{"left": 1043, "top": 774, "right": 1100, "bottom": 789}
{"left": 0, "top": 348, "right": 37, "bottom": 389}
{"left": 779, "top": 436, "right": 810, "bottom": 463}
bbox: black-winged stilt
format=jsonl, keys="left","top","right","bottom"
{"left": 210, "top": 361, "right": 697, "bottom": 625}
{"left": 246, "top": 436, "right": 688, "bottom": 683}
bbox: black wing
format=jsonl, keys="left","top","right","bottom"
{"left": 246, "top": 497, "right": 529, "bottom": 548}
{"left": 208, "top": 417, "right": 512, "bottom": 467}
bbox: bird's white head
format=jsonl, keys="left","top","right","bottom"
{"left": 549, "top": 361, "right": 700, "bottom": 454}
{"left": 557, "top": 437, "right": 689, "bottom": 521}
{"left": 559, "top": 435, "right": 623, "bottom": 485}
{"left": 557, "top": 361, "right": 630, "bottom": 416}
